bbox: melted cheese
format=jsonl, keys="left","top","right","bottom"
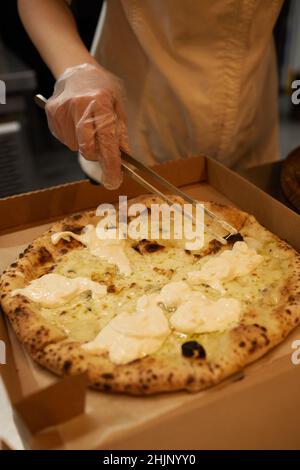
{"left": 12, "top": 273, "right": 107, "bottom": 307}
{"left": 83, "top": 294, "right": 170, "bottom": 364}
{"left": 157, "top": 281, "right": 194, "bottom": 308}
{"left": 170, "top": 296, "right": 241, "bottom": 333}
{"left": 188, "top": 241, "right": 263, "bottom": 292}
{"left": 51, "top": 225, "right": 131, "bottom": 275}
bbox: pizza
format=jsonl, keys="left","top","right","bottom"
{"left": 1, "top": 195, "right": 300, "bottom": 395}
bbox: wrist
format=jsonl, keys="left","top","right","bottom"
{"left": 52, "top": 48, "right": 99, "bottom": 79}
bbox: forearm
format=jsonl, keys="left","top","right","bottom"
{"left": 18, "top": 0, "right": 98, "bottom": 78}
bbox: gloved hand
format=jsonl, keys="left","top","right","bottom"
{"left": 45, "top": 63, "right": 129, "bottom": 189}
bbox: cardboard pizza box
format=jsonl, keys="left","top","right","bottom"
{"left": 0, "top": 156, "right": 300, "bottom": 450}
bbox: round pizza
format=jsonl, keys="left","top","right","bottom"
{"left": 1, "top": 195, "right": 300, "bottom": 395}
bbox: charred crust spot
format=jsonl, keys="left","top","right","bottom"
{"left": 132, "top": 239, "right": 165, "bottom": 255}
{"left": 168, "top": 372, "right": 173, "bottom": 383}
{"left": 61, "top": 224, "right": 83, "bottom": 234}
{"left": 101, "top": 373, "right": 114, "bottom": 380}
{"left": 71, "top": 214, "right": 82, "bottom": 221}
{"left": 253, "top": 323, "right": 267, "bottom": 332}
{"left": 107, "top": 285, "right": 116, "bottom": 293}
{"left": 142, "top": 384, "right": 149, "bottom": 391}
{"left": 225, "top": 233, "right": 244, "bottom": 244}
{"left": 209, "top": 239, "right": 223, "bottom": 254}
{"left": 186, "top": 375, "right": 195, "bottom": 385}
{"left": 182, "top": 341, "right": 206, "bottom": 359}
{"left": 262, "top": 334, "right": 270, "bottom": 346}
{"left": 153, "top": 267, "right": 174, "bottom": 277}
{"left": 37, "top": 247, "right": 53, "bottom": 265}
{"left": 59, "top": 248, "right": 68, "bottom": 255}
{"left": 14, "top": 307, "right": 23, "bottom": 316}
{"left": 239, "top": 341, "right": 246, "bottom": 348}
{"left": 286, "top": 309, "right": 291, "bottom": 315}
{"left": 63, "top": 360, "right": 72, "bottom": 372}
{"left": 4, "top": 282, "right": 9, "bottom": 287}
{"left": 249, "top": 340, "right": 258, "bottom": 353}
{"left": 10, "top": 263, "right": 17, "bottom": 268}
{"left": 35, "top": 326, "right": 49, "bottom": 337}
{"left": 145, "top": 242, "right": 164, "bottom": 253}
{"left": 18, "top": 253, "right": 24, "bottom": 259}
{"left": 288, "top": 295, "right": 296, "bottom": 303}
{"left": 103, "top": 383, "right": 111, "bottom": 392}
{"left": 24, "top": 244, "right": 33, "bottom": 253}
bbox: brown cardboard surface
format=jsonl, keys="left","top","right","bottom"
{"left": 14, "top": 373, "right": 87, "bottom": 435}
{"left": 0, "top": 156, "right": 300, "bottom": 450}
{"left": 110, "top": 360, "right": 300, "bottom": 450}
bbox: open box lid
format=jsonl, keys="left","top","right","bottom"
{"left": 0, "top": 156, "right": 300, "bottom": 449}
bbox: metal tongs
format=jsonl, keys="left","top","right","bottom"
{"left": 35, "top": 94, "right": 237, "bottom": 244}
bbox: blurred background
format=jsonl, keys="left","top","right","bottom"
{"left": 0, "top": 0, "right": 299, "bottom": 199}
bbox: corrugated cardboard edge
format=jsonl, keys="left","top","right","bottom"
{"left": 13, "top": 373, "right": 88, "bottom": 449}
{"left": 0, "top": 307, "right": 88, "bottom": 448}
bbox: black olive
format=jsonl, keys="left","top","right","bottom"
{"left": 225, "top": 232, "right": 244, "bottom": 244}
{"left": 181, "top": 341, "right": 206, "bottom": 359}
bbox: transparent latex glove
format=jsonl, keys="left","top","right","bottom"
{"left": 45, "top": 63, "right": 129, "bottom": 189}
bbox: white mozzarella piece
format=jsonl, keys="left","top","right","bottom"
{"left": 111, "top": 295, "right": 170, "bottom": 338}
{"left": 11, "top": 273, "right": 107, "bottom": 307}
{"left": 170, "top": 297, "right": 241, "bottom": 333}
{"left": 188, "top": 241, "right": 263, "bottom": 292}
{"left": 83, "top": 323, "right": 164, "bottom": 365}
{"left": 83, "top": 294, "right": 170, "bottom": 364}
{"left": 157, "top": 281, "right": 193, "bottom": 308}
{"left": 51, "top": 224, "right": 131, "bottom": 275}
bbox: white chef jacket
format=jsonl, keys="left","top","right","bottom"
{"left": 90, "top": 0, "right": 283, "bottom": 169}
